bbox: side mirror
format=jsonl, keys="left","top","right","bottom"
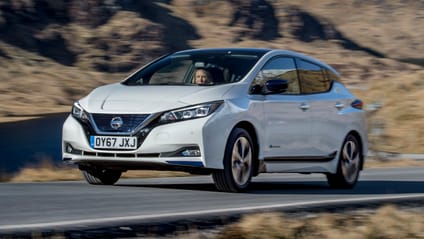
{"left": 250, "top": 84, "right": 262, "bottom": 94}
{"left": 265, "top": 79, "right": 289, "bottom": 94}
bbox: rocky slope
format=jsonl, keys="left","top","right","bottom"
{"left": 0, "top": 0, "right": 422, "bottom": 152}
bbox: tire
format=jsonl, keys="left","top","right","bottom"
{"left": 212, "top": 128, "right": 254, "bottom": 192}
{"left": 327, "top": 134, "right": 362, "bottom": 189}
{"left": 82, "top": 169, "right": 122, "bottom": 185}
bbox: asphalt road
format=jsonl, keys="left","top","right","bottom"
{"left": 0, "top": 167, "right": 423, "bottom": 232}
{"left": 0, "top": 113, "right": 68, "bottom": 173}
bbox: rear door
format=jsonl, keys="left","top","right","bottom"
{"left": 296, "top": 59, "right": 344, "bottom": 158}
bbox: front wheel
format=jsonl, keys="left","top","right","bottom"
{"left": 212, "top": 128, "right": 254, "bottom": 192}
{"left": 327, "top": 134, "right": 362, "bottom": 189}
{"left": 82, "top": 169, "right": 122, "bottom": 185}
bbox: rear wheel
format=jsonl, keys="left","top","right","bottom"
{"left": 327, "top": 134, "right": 361, "bottom": 189}
{"left": 82, "top": 169, "right": 122, "bottom": 185}
{"left": 212, "top": 128, "right": 254, "bottom": 192}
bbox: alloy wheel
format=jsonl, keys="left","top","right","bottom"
{"left": 341, "top": 138, "right": 360, "bottom": 184}
{"left": 231, "top": 136, "right": 253, "bottom": 186}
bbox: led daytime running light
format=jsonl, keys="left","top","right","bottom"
{"left": 72, "top": 102, "right": 89, "bottom": 121}
{"left": 159, "top": 101, "right": 222, "bottom": 123}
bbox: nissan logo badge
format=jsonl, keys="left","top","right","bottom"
{"left": 110, "top": 116, "right": 123, "bottom": 130}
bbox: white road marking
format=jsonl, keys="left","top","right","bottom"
{"left": 1, "top": 194, "right": 423, "bottom": 231}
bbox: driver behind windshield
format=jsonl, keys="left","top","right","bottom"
{"left": 193, "top": 68, "right": 213, "bottom": 84}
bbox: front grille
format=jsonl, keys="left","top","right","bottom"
{"left": 91, "top": 114, "right": 150, "bottom": 133}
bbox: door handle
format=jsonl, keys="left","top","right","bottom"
{"left": 335, "top": 102, "right": 344, "bottom": 110}
{"left": 299, "top": 103, "right": 310, "bottom": 111}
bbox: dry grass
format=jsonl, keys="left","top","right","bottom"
{"left": 172, "top": 0, "right": 424, "bottom": 153}
{"left": 175, "top": 205, "right": 424, "bottom": 239}
{"left": 1, "top": 0, "right": 421, "bottom": 150}
{"left": 365, "top": 158, "right": 424, "bottom": 168}
{"left": 1, "top": 0, "right": 423, "bottom": 183}
{"left": 7, "top": 160, "right": 189, "bottom": 183}
{"left": 10, "top": 162, "right": 82, "bottom": 183}
{"left": 5, "top": 157, "right": 424, "bottom": 183}
{"left": 1, "top": 0, "right": 422, "bottom": 119}
{"left": 0, "top": 41, "right": 125, "bottom": 118}
{"left": 15, "top": 205, "right": 424, "bottom": 238}
{"left": 354, "top": 70, "right": 424, "bottom": 153}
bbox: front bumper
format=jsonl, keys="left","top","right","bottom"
{"left": 62, "top": 113, "right": 228, "bottom": 171}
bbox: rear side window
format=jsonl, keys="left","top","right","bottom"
{"left": 297, "top": 59, "right": 331, "bottom": 93}
{"left": 325, "top": 69, "right": 340, "bottom": 82}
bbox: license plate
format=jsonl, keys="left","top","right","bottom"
{"left": 90, "top": 136, "right": 137, "bottom": 150}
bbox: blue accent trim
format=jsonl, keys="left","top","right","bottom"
{"left": 90, "top": 136, "right": 94, "bottom": 148}
{"left": 166, "top": 161, "right": 204, "bottom": 167}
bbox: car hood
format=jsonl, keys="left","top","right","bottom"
{"left": 79, "top": 83, "right": 234, "bottom": 114}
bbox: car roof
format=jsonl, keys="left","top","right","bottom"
{"left": 269, "top": 49, "right": 340, "bottom": 77}
{"left": 174, "top": 48, "right": 340, "bottom": 77}
{"left": 175, "top": 48, "right": 272, "bottom": 56}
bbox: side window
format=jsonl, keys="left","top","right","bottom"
{"left": 252, "top": 57, "right": 300, "bottom": 94}
{"left": 297, "top": 59, "right": 331, "bottom": 93}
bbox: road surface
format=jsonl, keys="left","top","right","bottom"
{"left": 0, "top": 167, "right": 423, "bottom": 232}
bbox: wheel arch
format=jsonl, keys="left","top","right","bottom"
{"left": 232, "top": 121, "right": 260, "bottom": 176}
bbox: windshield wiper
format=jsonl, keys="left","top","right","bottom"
{"left": 150, "top": 82, "right": 191, "bottom": 86}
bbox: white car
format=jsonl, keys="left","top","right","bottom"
{"left": 62, "top": 48, "right": 367, "bottom": 192}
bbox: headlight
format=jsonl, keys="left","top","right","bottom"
{"left": 159, "top": 101, "right": 223, "bottom": 124}
{"left": 72, "top": 102, "right": 89, "bottom": 121}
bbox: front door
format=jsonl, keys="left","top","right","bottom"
{"left": 263, "top": 95, "right": 312, "bottom": 158}
{"left": 251, "top": 56, "right": 313, "bottom": 159}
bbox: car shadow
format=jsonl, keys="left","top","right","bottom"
{"left": 117, "top": 180, "right": 424, "bottom": 195}
{"left": 117, "top": 182, "right": 218, "bottom": 192}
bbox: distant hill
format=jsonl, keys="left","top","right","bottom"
{"left": 0, "top": 0, "right": 422, "bottom": 152}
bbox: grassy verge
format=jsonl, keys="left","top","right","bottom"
{"left": 2, "top": 157, "right": 423, "bottom": 183}
{"left": 4, "top": 160, "right": 189, "bottom": 183}
{"left": 5, "top": 205, "right": 422, "bottom": 238}
{"left": 185, "top": 205, "right": 423, "bottom": 239}
{"left": 3, "top": 160, "right": 423, "bottom": 238}
{"left": 365, "top": 157, "right": 424, "bottom": 168}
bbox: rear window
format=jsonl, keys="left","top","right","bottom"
{"left": 297, "top": 59, "right": 331, "bottom": 93}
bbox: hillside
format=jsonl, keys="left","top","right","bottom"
{"left": 0, "top": 0, "right": 422, "bottom": 153}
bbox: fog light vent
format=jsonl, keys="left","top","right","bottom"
{"left": 66, "top": 144, "right": 73, "bottom": 153}
{"left": 161, "top": 146, "right": 201, "bottom": 157}
{"left": 181, "top": 148, "right": 201, "bottom": 157}
{"left": 65, "top": 143, "right": 82, "bottom": 155}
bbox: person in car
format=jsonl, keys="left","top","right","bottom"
{"left": 193, "top": 68, "right": 213, "bottom": 84}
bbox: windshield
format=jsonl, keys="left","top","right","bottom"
{"left": 123, "top": 49, "right": 266, "bottom": 86}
